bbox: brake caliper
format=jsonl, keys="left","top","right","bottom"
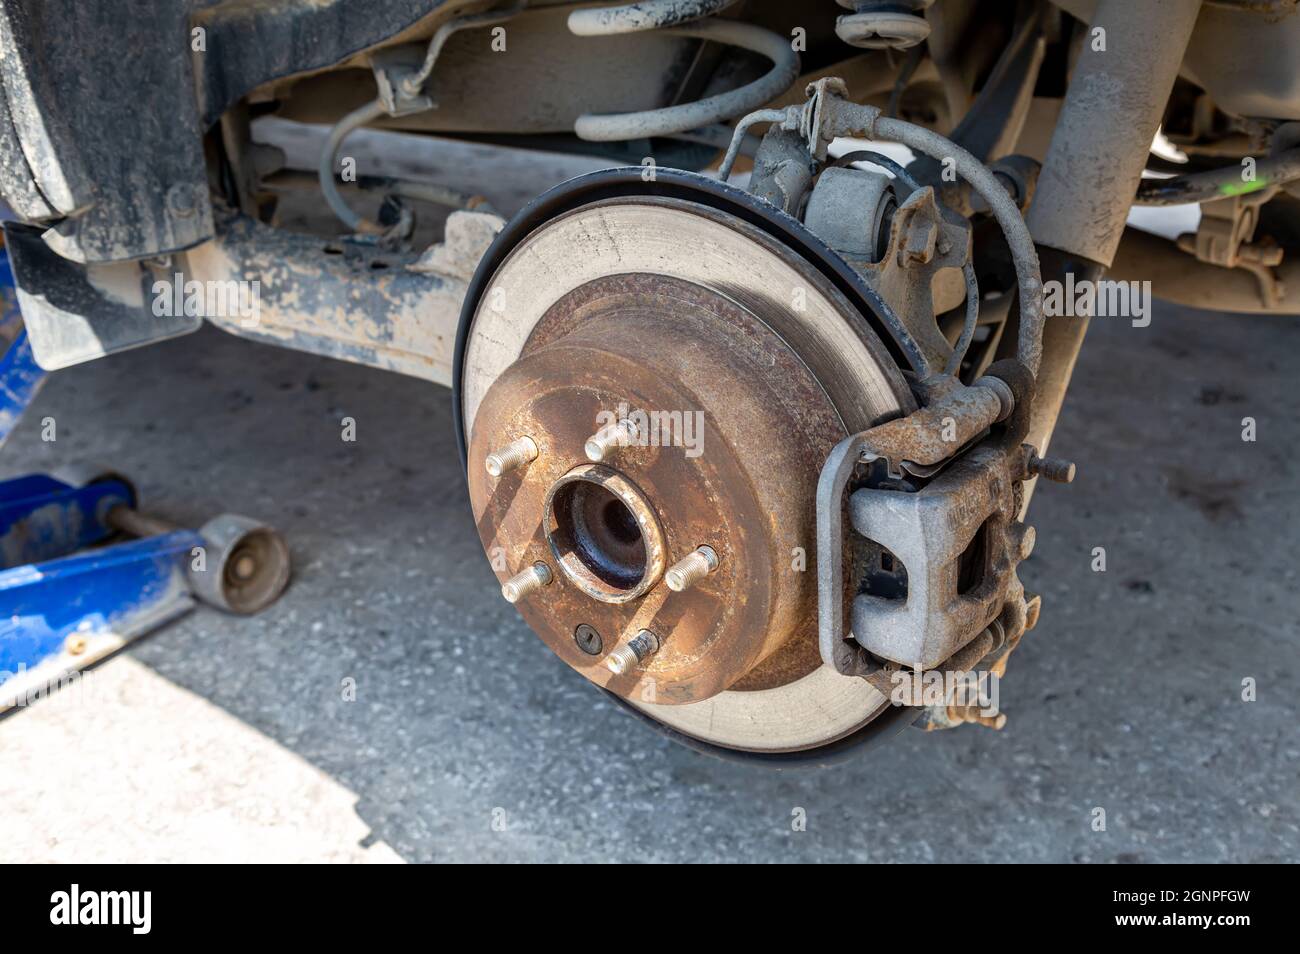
{"left": 817, "top": 361, "right": 1075, "bottom": 728}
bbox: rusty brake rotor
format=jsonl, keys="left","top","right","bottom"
{"left": 460, "top": 177, "right": 917, "bottom": 753}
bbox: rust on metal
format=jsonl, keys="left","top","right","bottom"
{"left": 467, "top": 271, "right": 850, "bottom": 704}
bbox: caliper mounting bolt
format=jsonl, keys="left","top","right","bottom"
{"left": 665, "top": 545, "right": 719, "bottom": 592}
{"left": 485, "top": 436, "right": 539, "bottom": 477}
{"left": 584, "top": 419, "right": 639, "bottom": 463}
{"left": 502, "top": 561, "right": 553, "bottom": 603}
{"left": 973, "top": 375, "right": 1015, "bottom": 421}
{"left": 606, "top": 629, "right": 661, "bottom": 675}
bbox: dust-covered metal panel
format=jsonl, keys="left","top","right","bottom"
{"left": 0, "top": 0, "right": 213, "bottom": 263}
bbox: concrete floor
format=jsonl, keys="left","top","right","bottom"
{"left": 1, "top": 289, "right": 1296, "bottom": 863}
{"left": 2, "top": 119, "right": 1297, "bottom": 860}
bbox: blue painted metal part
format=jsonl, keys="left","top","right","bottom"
{"left": 0, "top": 250, "right": 251, "bottom": 707}
{"left": 0, "top": 247, "right": 202, "bottom": 703}
{"left": 0, "top": 530, "right": 203, "bottom": 703}
{"left": 0, "top": 249, "right": 48, "bottom": 448}
{"left": 0, "top": 473, "right": 136, "bottom": 568}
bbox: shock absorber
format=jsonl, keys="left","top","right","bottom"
{"left": 566, "top": 0, "right": 801, "bottom": 142}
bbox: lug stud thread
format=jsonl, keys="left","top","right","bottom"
{"left": 485, "top": 436, "right": 539, "bottom": 477}
{"left": 1027, "top": 452, "right": 1076, "bottom": 484}
{"left": 665, "top": 545, "right": 718, "bottom": 592}
{"left": 501, "top": 561, "right": 552, "bottom": 603}
{"left": 606, "top": 629, "right": 660, "bottom": 675}
{"left": 584, "top": 419, "right": 638, "bottom": 463}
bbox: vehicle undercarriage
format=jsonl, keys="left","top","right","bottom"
{"left": 1, "top": 0, "right": 1296, "bottom": 760}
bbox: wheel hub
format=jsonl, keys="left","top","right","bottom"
{"left": 462, "top": 190, "right": 912, "bottom": 751}
{"left": 469, "top": 270, "right": 851, "bottom": 703}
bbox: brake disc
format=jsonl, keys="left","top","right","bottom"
{"left": 459, "top": 172, "right": 918, "bottom": 753}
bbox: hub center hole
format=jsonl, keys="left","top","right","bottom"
{"left": 601, "top": 497, "right": 642, "bottom": 547}
{"left": 544, "top": 469, "right": 665, "bottom": 603}
{"left": 552, "top": 481, "right": 646, "bottom": 589}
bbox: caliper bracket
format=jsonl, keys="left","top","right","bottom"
{"left": 818, "top": 360, "right": 1043, "bottom": 677}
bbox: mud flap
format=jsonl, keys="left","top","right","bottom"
{"left": 3, "top": 224, "right": 200, "bottom": 371}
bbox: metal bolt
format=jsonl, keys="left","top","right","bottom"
{"left": 947, "top": 705, "right": 1007, "bottom": 730}
{"left": 166, "top": 182, "right": 198, "bottom": 218}
{"left": 665, "top": 545, "right": 718, "bottom": 592}
{"left": 973, "top": 375, "right": 1015, "bottom": 421}
{"left": 501, "top": 561, "right": 552, "bottom": 603}
{"left": 606, "top": 629, "right": 660, "bottom": 675}
{"left": 1027, "top": 452, "right": 1076, "bottom": 484}
{"left": 584, "top": 419, "right": 638, "bottom": 463}
{"left": 485, "top": 436, "right": 538, "bottom": 477}
{"left": 574, "top": 623, "right": 603, "bottom": 656}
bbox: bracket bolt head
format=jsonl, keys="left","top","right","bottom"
{"left": 166, "top": 182, "right": 198, "bottom": 218}
{"left": 973, "top": 375, "right": 1016, "bottom": 421}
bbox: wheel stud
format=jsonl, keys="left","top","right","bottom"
{"left": 606, "top": 629, "right": 660, "bottom": 675}
{"left": 485, "top": 436, "right": 539, "bottom": 477}
{"left": 584, "top": 419, "right": 638, "bottom": 462}
{"left": 665, "top": 545, "right": 718, "bottom": 592}
{"left": 502, "top": 561, "right": 552, "bottom": 603}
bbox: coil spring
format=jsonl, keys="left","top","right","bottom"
{"left": 567, "top": 0, "right": 801, "bottom": 142}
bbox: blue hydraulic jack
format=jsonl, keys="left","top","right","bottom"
{"left": 0, "top": 249, "right": 291, "bottom": 710}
